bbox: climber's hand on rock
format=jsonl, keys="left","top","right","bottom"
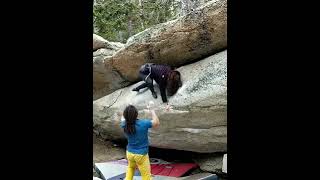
{"left": 165, "top": 104, "right": 173, "bottom": 111}
{"left": 116, "top": 111, "right": 123, "bottom": 116}
{"left": 147, "top": 101, "right": 155, "bottom": 110}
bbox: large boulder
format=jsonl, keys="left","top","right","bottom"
{"left": 93, "top": 0, "right": 227, "bottom": 99}
{"left": 93, "top": 50, "right": 227, "bottom": 153}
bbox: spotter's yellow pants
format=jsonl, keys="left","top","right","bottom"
{"left": 125, "top": 151, "right": 152, "bottom": 180}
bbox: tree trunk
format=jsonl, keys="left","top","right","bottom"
{"left": 128, "top": 17, "right": 133, "bottom": 37}
{"left": 139, "top": 0, "right": 145, "bottom": 29}
{"left": 118, "top": 31, "right": 124, "bottom": 43}
{"left": 156, "top": 10, "right": 160, "bottom": 24}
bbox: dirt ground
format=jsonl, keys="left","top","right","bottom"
{"left": 93, "top": 134, "right": 126, "bottom": 163}
{"left": 93, "top": 134, "right": 126, "bottom": 178}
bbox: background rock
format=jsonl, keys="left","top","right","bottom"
{"left": 93, "top": 56, "right": 131, "bottom": 100}
{"left": 93, "top": 34, "right": 124, "bottom": 51}
{"left": 192, "top": 153, "right": 223, "bottom": 173}
{"left": 93, "top": 48, "right": 119, "bottom": 58}
{"left": 93, "top": 50, "right": 227, "bottom": 153}
{"left": 222, "top": 154, "right": 227, "bottom": 173}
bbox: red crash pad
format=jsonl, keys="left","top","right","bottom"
{"left": 151, "top": 163, "right": 198, "bottom": 177}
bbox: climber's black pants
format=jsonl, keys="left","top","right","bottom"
{"left": 135, "top": 73, "right": 156, "bottom": 95}
{"left": 135, "top": 72, "right": 168, "bottom": 103}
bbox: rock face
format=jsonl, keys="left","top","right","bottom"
{"left": 93, "top": 50, "right": 227, "bottom": 153}
{"left": 93, "top": 34, "right": 126, "bottom": 100}
{"left": 93, "top": 0, "right": 227, "bottom": 100}
{"left": 193, "top": 153, "right": 224, "bottom": 173}
{"left": 93, "top": 48, "right": 121, "bottom": 58}
{"left": 93, "top": 56, "right": 131, "bottom": 100}
{"left": 93, "top": 34, "right": 107, "bottom": 50}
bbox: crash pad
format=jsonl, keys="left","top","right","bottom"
{"left": 151, "top": 163, "right": 198, "bottom": 177}
{"left": 94, "top": 162, "right": 139, "bottom": 180}
{"left": 95, "top": 159, "right": 198, "bottom": 179}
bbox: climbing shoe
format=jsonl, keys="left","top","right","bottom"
{"left": 152, "top": 92, "right": 157, "bottom": 99}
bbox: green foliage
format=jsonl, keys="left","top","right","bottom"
{"left": 93, "top": 0, "right": 180, "bottom": 43}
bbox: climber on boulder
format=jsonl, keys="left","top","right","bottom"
{"left": 132, "top": 63, "right": 182, "bottom": 105}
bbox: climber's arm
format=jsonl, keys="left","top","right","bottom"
{"left": 150, "top": 109, "right": 160, "bottom": 128}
